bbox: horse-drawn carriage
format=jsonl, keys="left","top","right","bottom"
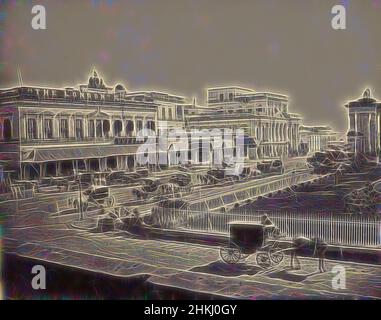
{"left": 69, "top": 185, "right": 115, "bottom": 212}
{"left": 257, "top": 160, "right": 284, "bottom": 175}
{"left": 199, "top": 168, "right": 239, "bottom": 186}
{"left": 220, "top": 222, "right": 284, "bottom": 268}
{"left": 132, "top": 174, "right": 194, "bottom": 201}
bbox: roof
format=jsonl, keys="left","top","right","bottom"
{"left": 21, "top": 145, "right": 142, "bottom": 162}
{"left": 207, "top": 86, "right": 254, "bottom": 92}
{"left": 345, "top": 89, "right": 380, "bottom": 108}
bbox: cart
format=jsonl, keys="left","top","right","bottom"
{"left": 220, "top": 222, "right": 284, "bottom": 268}
{"left": 69, "top": 185, "right": 115, "bottom": 211}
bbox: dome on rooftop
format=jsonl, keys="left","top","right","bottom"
{"left": 115, "top": 84, "right": 127, "bottom": 92}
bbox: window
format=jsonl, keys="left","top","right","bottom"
{"left": 44, "top": 119, "right": 53, "bottom": 139}
{"left": 75, "top": 119, "right": 83, "bottom": 139}
{"left": 60, "top": 119, "right": 69, "bottom": 138}
{"left": 161, "top": 108, "right": 166, "bottom": 120}
{"left": 137, "top": 120, "right": 143, "bottom": 132}
{"left": 229, "top": 93, "right": 233, "bottom": 101}
{"left": 168, "top": 109, "right": 173, "bottom": 120}
{"left": 176, "top": 106, "right": 183, "bottom": 119}
{"left": 147, "top": 120, "right": 155, "bottom": 131}
{"left": 3, "top": 118, "right": 12, "bottom": 141}
{"left": 220, "top": 93, "right": 224, "bottom": 102}
{"left": 126, "top": 120, "right": 134, "bottom": 135}
{"left": 88, "top": 120, "right": 95, "bottom": 137}
{"left": 27, "top": 118, "right": 37, "bottom": 140}
{"left": 96, "top": 119, "right": 102, "bottom": 137}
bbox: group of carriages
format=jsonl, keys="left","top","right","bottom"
{"left": 131, "top": 173, "right": 194, "bottom": 202}
{"left": 344, "top": 179, "right": 381, "bottom": 215}
{"left": 65, "top": 168, "right": 150, "bottom": 212}
{"left": 197, "top": 160, "right": 283, "bottom": 187}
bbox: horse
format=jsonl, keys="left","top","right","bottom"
{"left": 290, "top": 236, "right": 328, "bottom": 273}
{"left": 132, "top": 188, "right": 147, "bottom": 201}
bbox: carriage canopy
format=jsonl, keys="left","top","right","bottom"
{"left": 229, "top": 222, "right": 265, "bottom": 254}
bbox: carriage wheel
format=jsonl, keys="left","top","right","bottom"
{"left": 220, "top": 246, "right": 242, "bottom": 264}
{"left": 269, "top": 249, "right": 284, "bottom": 265}
{"left": 256, "top": 252, "right": 271, "bottom": 269}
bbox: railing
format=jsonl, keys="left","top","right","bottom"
{"left": 188, "top": 170, "right": 328, "bottom": 211}
{"left": 151, "top": 208, "right": 381, "bottom": 247}
{"left": 21, "top": 137, "right": 114, "bottom": 145}
{"left": 114, "top": 137, "right": 144, "bottom": 145}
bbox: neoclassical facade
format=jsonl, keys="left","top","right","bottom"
{"left": 186, "top": 87, "right": 302, "bottom": 160}
{"left": 0, "top": 71, "right": 158, "bottom": 179}
{"left": 299, "top": 125, "right": 339, "bottom": 155}
{"left": 0, "top": 72, "right": 307, "bottom": 180}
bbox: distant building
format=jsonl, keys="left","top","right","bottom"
{"left": 186, "top": 86, "right": 302, "bottom": 159}
{"left": 299, "top": 125, "right": 339, "bottom": 155}
{"left": 345, "top": 89, "right": 381, "bottom": 156}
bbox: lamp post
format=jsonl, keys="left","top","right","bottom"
{"left": 78, "top": 172, "right": 84, "bottom": 221}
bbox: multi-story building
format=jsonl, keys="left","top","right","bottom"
{"left": 186, "top": 86, "right": 302, "bottom": 160}
{"left": 299, "top": 125, "right": 339, "bottom": 155}
{"left": 345, "top": 89, "right": 381, "bottom": 156}
{"left": 0, "top": 72, "right": 307, "bottom": 181}
{"left": 124, "top": 91, "right": 188, "bottom": 130}
{"left": 0, "top": 71, "right": 158, "bottom": 180}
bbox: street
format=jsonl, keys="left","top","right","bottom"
{"left": 2, "top": 195, "right": 381, "bottom": 299}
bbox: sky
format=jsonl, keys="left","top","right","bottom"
{"left": 0, "top": 0, "right": 380, "bottom": 134}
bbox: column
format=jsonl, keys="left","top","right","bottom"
{"left": 38, "top": 114, "right": 43, "bottom": 140}
{"left": 132, "top": 115, "right": 137, "bottom": 136}
{"left": 121, "top": 119, "right": 126, "bottom": 137}
{"left": 83, "top": 117, "right": 88, "bottom": 139}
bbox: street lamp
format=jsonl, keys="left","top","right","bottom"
{"left": 77, "top": 172, "right": 84, "bottom": 221}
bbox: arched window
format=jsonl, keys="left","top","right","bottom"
{"left": 113, "top": 120, "right": 123, "bottom": 137}
{"left": 147, "top": 120, "right": 155, "bottom": 131}
{"left": 102, "top": 120, "right": 110, "bottom": 137}
{"left": 126, "top": 120, "right": 134, "bottom": 136}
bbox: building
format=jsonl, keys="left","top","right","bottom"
{"left": 0, "top": 71, "right": 159, "bottom": 180}
{"left": 299, "top": 125, "right": 339, "bottom": 155}
{"left": 124, "top": 91, "right": 188, "bottom": 130}
{"left": 0, "top": 72, "right": 308, "bottom": 181}
{"left": 345, "top": 88, "right": 381, "bottom": 156}
{"left": 186, "top": 86, "right": 302, "bottom": 160}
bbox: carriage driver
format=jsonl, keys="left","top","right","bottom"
{"left": 260, "top": 214, "right": 280, "bottom": 238}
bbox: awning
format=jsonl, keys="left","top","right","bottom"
{"left": 21, "top": 145, "right": 141, "bottom": 162}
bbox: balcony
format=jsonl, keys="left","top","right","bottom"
{"left": 114, "top": 137, "right": 139, "bottom": 145}
{"left": 114, "top": 136, "right": 155, "bottom": 145}
{"left": 20, "top": 137, "right": 115, "bottom": 146}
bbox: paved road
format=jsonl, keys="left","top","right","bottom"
{"left": 3, "top": 215, "right": 381, "bottom": 299}
{"left": 4, "top": 226, "right": 381, "bottom": 299}
{"left": 2, "top": 170, "right": 381, "bottom": 299}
